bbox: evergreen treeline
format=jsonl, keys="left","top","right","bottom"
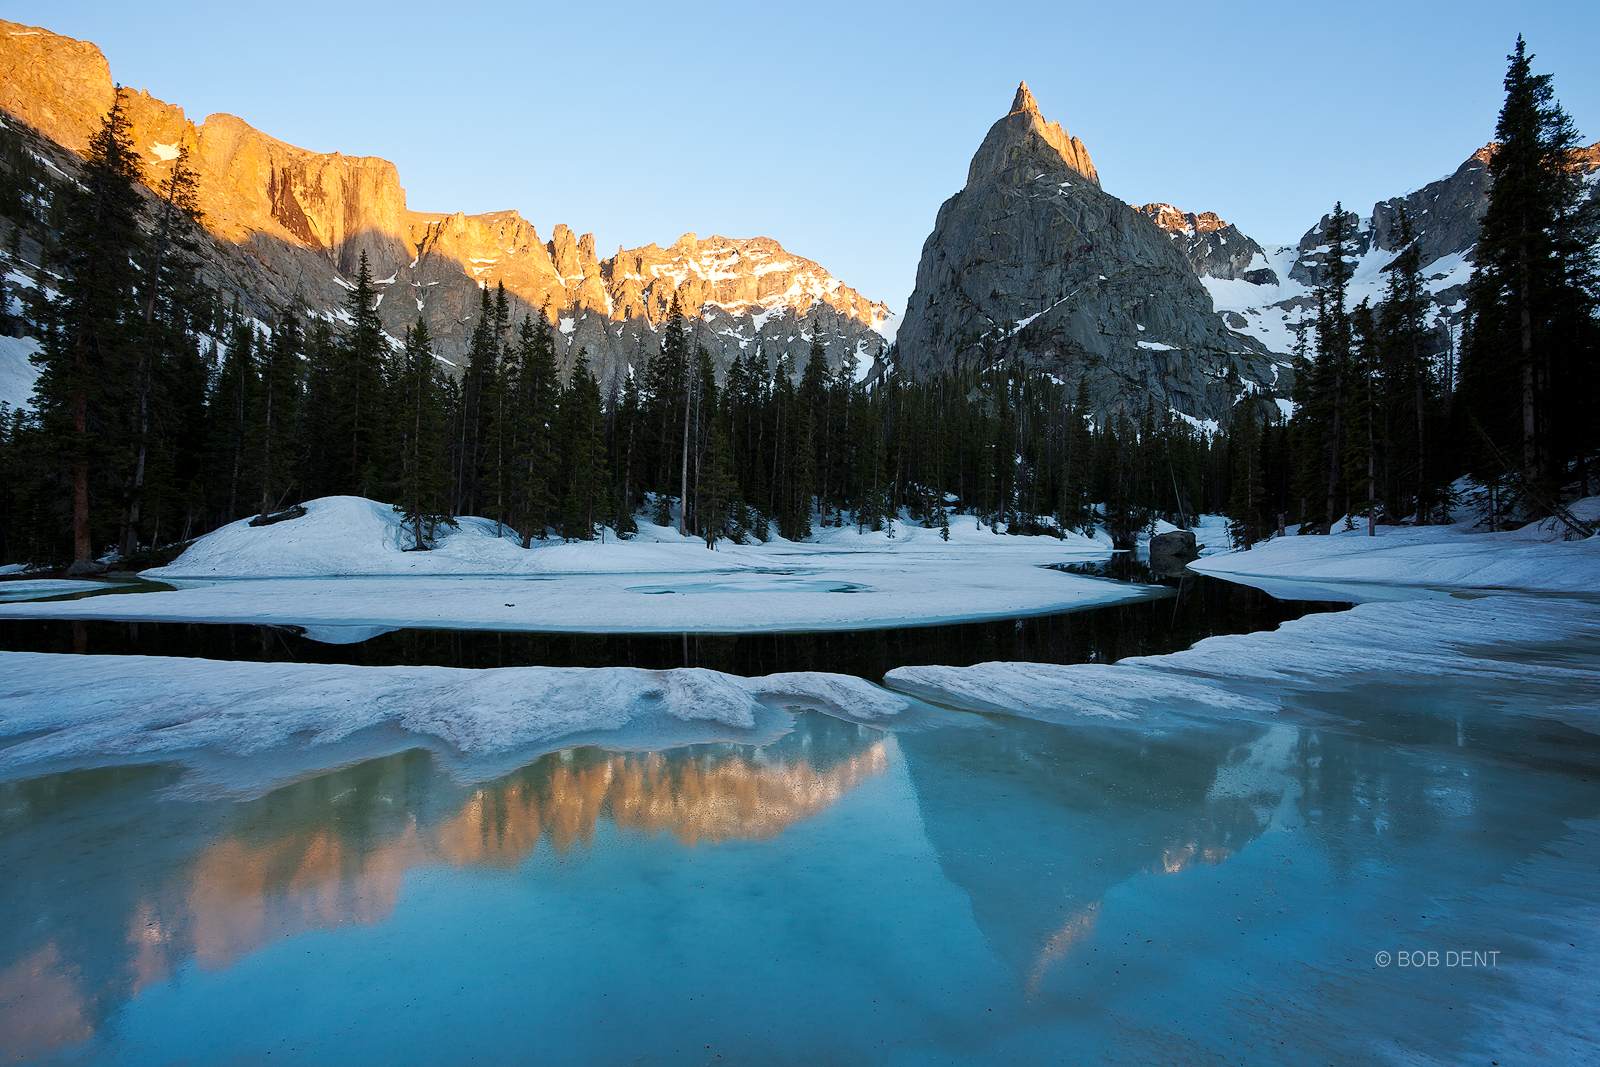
{"left": 1217, "top": 36, "right": 1597, "bottom": 548}
{"left": 2, "top": 40, "right": 1595, "bottom": 569}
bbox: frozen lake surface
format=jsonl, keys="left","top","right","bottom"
{"left": 2, "top": 501, "right": 1597, "bottom": 1062}
{"left": 3, "top": 688, "right": 1597, "bottom": 1064}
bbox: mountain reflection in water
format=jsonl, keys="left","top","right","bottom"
{"left": 7, "top": 694, "right": 1596, "bottom": 1066}
{"left": 0, "top": 716, "right": 887, "bottom": 1055}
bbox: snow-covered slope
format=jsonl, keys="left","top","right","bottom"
{"left": 1148, "top": 141, "right": 1600, "bottom": 361}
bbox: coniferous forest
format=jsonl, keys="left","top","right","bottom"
{"left": 0, "top": 39, "right": 1594, "bottom": 571}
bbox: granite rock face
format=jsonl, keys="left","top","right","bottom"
{"left": 894, "top": 83, "right": 1290, "bottom": 422}
{"left": 1288, "top": 141, "right": 1598, "bottom": 298}
{"left": 1136, "top": 204, "right": 1277, "bottom": 285}
{"left": 0, "top": 20, "right": 892, "bottom": 384}
{"left": 1152, "top": 141, "right": 1600, "bottom": 360}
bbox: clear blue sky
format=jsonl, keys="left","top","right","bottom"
{"left": 10, "top": 1, "right": 1598, "bottom": 314}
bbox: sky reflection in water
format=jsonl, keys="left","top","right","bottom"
{"left": 3, "top": 694, "right": 1598, "bottom": 1065}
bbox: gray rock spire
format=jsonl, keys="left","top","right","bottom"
{"left": 894, "top": 85, "right": 1290, "bottom": 423}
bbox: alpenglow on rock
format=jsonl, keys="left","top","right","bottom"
{"left": 1135, "top": 204, "right": 1278, "bottom": 285}
{"left": 894, "top": 83, "right": 1291, "bottom": 422}
{"left": 0, "top": 20, "right": 893, "bottom": 385}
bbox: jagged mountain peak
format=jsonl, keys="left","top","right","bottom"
{"left": 1010, "top": 81, "right": 1039, "bottom": 116}
{"left": 968, "top": 83, "right": 1099, "bottom": 190}
{"left": 0, "top": 17, "right": 893, "bottom": 382}
{"left": 895, "top": 83, "right": 1286, "bottom": 424}
{"left": 1137, "top": 203, "right": 1230, "bottom": 237}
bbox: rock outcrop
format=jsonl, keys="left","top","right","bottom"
{"left": 1136, "top": 204, "right": 1277, "bottom": 285}
{"left": 894, "top": 83, "right": 1290, "bottom": 422}
{"left": 0, "top": 19, "right": 892, "bottom": 383}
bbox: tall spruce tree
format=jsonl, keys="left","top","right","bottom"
{"left": 1458, "top": 36, "right": 1598, "bottom": 507}
{"left": 508, "top": 310, "right": 559, "bottom": 544}
{"left": 1375, "top": 208, "right": 1442, "bottom": 522}
{"left": 334, "top": 253, "right": 388, "bottom": 497}
{"left": 32, "top": 89, "right": 144, "bottom": 567}
{"left": 395, "top": 318, "right": 452, "bottom": 549}
{"left": 1292, "top": 204, "right": 1355, "bottom": 532}
{"left": 557, "top": 350, "right": 608, "bottom": 540}
{"left": 254, "top": 310, "right": 302, "bottom": 517}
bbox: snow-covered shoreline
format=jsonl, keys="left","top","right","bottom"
{"left": 1189, "top": 499, "right": 1600, "bottom": 598}
{"left": 0, "top": 496, "right": 1163, "bottom": 633}
{"left": 888, "top": 504, "right": 1600, "bottom": 733}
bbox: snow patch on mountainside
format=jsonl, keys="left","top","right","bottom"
{"left": 0, "top": 334, "right": 40, "bottom": 411}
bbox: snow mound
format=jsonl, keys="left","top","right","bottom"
{"left": 0, "top": 654, "right": 923, "bottom": 795}
{"left": 146, "top": 497, "right": 1110, "bottom": 581}
{"left": 145, "top": 497, "right": 548, "bottom": 579}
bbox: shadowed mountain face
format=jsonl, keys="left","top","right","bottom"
{"left": 0, "top": 20, "right": 893, "bottom": 382}
{"left": 1135, "top": 203, "right": 1277, "bottom": 286}
{"left": 1144, "top": 141, "right": 1600, "bottom": 359}
{"left": 893, "top": 82, "right": 1291, "bottom": 423}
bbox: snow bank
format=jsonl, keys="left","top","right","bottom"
{"left": 1191, "top": 500, "right": 1600, "bottom": 596}
{"left": 0, "top": 497, "right": 1155, "bottom": 634}
{"left": 0, "top": 563, "right": 1157, "bottom": 634}
{"left": 145, "top": 497, "right": 1109, "bottom": 580}
{"left": 0, "top": 653, "right": 922, "bottom": 794}
{"left": 886, "top": 595, "right": 1600, "bottom": 734}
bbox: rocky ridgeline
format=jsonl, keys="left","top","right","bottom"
{"left": 894, "top": 83, "right": 1290, "bottom": 423}
{"left": 0, "top": 20, "right": 892, "bottom": 382}
{"left": 1135, "top": 204, "right": 1277, "bottom": 285}
{"left": 1153, "top": 141, "right": 1600, "bottom": 356}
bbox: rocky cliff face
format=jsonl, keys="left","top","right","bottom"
{"left": 1135, "top": 204, "right": 1277, "bottom": 285}
{"left": 0, "top": 20, "right": 892, "bottom": 383}
{"left": 1184, "top": 140, "right": 1600, "bottom": 359}
{"left": 894, "top": 83, "right": 1289, "bottom": 422}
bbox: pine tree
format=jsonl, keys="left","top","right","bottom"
{"left": 701, "top": 426, "right": 737, "bottom": 548}
{"left": 508, "top": 310, "right": 559, "bottom": 544}
{"left": 334, "top": 253, "right": 388, "bottom": 497}
{"left": 254, "top": 310, "right": 302, "bottom": 516}
{"left": 1226, "top": 398, "right": 1264, "bottom": 548}
{"left": 298, "top": 321, "right": 340, "bottom": 501}
{"left": 1458, "top": 36, "right": 1599, "bottom": 507}
{"left": 31, "top": 89, "right": 145, "bottom": 567}
{"left": 394, "top": 318, "right": 452, "bottom": 549}
{"left": 1375, "top": 207, "right": 1441, "bottom": 522}
{"left": 1292, "top": 204, "right": 1355, "bottom": 532}
{"left": 557, "top": 350, "right": 608, "bottom": 539}
{"left": 206, "top": 315, "right": 257, "bottom": 524}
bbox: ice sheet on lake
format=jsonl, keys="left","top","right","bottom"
{"left": 0, "top": 653, "right": 927, "bottom": 794}
{"left": 0, "top": 579, "right": 109, "bottom": 602}
{"left": 887, "top": 595, "right": 1600, "bottom": 735}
